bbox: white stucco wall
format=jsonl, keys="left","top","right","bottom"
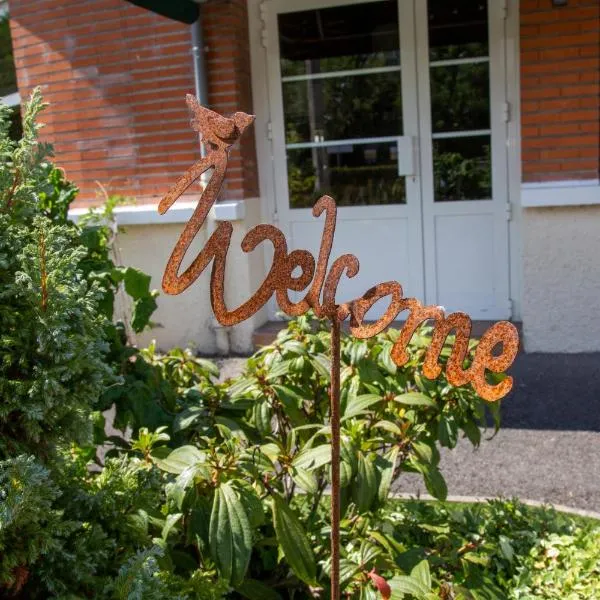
{"left": 113, "top": 199, "right": 267, "bottom": 355}
{"left": 522, "top": 205, "right": 600, "bottom": 352}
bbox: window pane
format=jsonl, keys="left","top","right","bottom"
{"left": 433, "top": 136, "right": 491, "bottom": 201}
{"left": 282, "top": 72, "right": 402, "bottom": 143}
{"left": 428, "top": 0, "right": 488, "bottom": 61}
{"left": 287, "top": 142, "right": 406, "bottom": 208}
{"left": 430, "top": 63, "right": 490, "bottom": 133}
{"left": 278, "top": 1, "right": 399, "bottom": 78}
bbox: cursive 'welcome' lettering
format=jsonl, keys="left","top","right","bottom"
{"left": 158, "top": 97, "right": 519, "bottom": 401}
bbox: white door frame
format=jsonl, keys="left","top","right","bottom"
{"left": 415, "top": 0, "right": 512, "bottom": 319}
{"left": 247, "top": 0, "right": 523, "bottom": 321}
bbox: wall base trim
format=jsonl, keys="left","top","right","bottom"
{"left": 521, "top": 180, "right": 600, "bottom": 208}
{"left": 68, "top": 199, "right": 253, "bottom": 225}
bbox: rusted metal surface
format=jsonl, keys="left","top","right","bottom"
{"left": 158, "top": 99, "right": 521, "bottom": 599}
{"left": 329, "top": 319, "right": 341, "bottom": 600}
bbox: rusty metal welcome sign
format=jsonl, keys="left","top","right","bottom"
{"left": 158, "top": 95, "right": 520, "bottom": 599}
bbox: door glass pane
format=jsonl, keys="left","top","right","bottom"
{"left": 430, "top": 63, "right": 490, "bottom": 133}
{"left": 433, "top": 136, "right": 491, "bottom": 201}
{"left": 278, "top": 1, "right": 399, "bottom": 77}
{"left": 282, "top": 73, "right": 402, "bottom": 144}
{"left": 428, "top": 0, "right": 488, "bottom": 61}
{"left": 428, "top": 0, "right": 492, "bottom": 201}
{"left": 278, "top": 0, "right": 405, "bottom": 208}
{"left": 288, "top": 142, "right": 405, "bottom": 209}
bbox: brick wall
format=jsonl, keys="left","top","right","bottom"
{"left": 8, "top": 0, "right": 258, "bottom": 205}
{"left": 520, "top": 0, "right": 600, "bottom": 183}
{"left": 204, "top": 0, "right": 258, "bottom": 200}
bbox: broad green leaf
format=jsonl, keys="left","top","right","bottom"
{"left": 411, "top": 559, "right": 431, "bottom": 589}
{"left": 176, "top": 463, "right": 211, "bottom": 489}
{"left": 411, "top": 441, "right": 434, "bottom": 464}
{"left": 310, "top": 353, "right": 331, "bottom": 380}
{"left": 377, "top": 446, "right": 399, "bottom": 504}
{"left": 498, "top": 535, "right": 514, "bottom": 562}
{"left": 389, "top": 560, "right": 432, "bottom": 599}
{"left": 259, "top": 442, "right": 281, "bottom": 464}
{"left": 353, "top": 453, "right": 377, "bottom": 512}
{"left": 152, "top": 445, "right": 205, "bottom": 474}
{"left": 291, "top": 467, "right": 318, "bottom": 494}
{"left": 292, "top": 444, "right": 331, "bottom": 471}
{"left": 369, "top": 531, "right": 406, "bottom": 557}
{"left": 265, "top": 360, "right": 291, "bottom": 380}
{"left": 272, "top": 384, "right": 307, "bottom": 426}
{"left": 340, "top": 436, "right": 358, "bottom": 473}
{"left": 271, "top": 493, "right": 317, "bottom": 585}
{"left": 438, "top": 415, "right": 459, "bottom": 448}
{"left": 342, "top": 393, "right": 381, "bottom": 421}
{"left": 280, "top": 340, "right": 306, "bottom": 355}
{"left": 373, "top": 420, "right": 403, "bottom": 436}
{"left": 236, "top": 483, "right": 265, "bottom": 528}
{"left": 131, "top": 295, "right": 158, "bottom": 332}
{"left": 380, "top": 341, "right": 397, "bottom": 375}
{"left": 359, "top": 586, "right": 378, "bottom": 600}
{"left": 339, "top": 558, "right": 361, "bottom": 586}
{"left": 215, "top": 416, "right": 248, "bottom": 441}
{"left": 348, "top": 340, "right": 368, "bottom": 365}
{"left": 236, "top": 579, "right": 282, "bottom": 600}
{"left": 340, "top": 460, "right": 353, "bottom": 488}
{"left": 209, "top": 482, "right": 253, "bottom": 585}
{"left": 229, "top": 377, "right": 258, "bottom": 398}
{"left": 253, "top": 400, "right": 272, "bottom": 435}
{"left": 123, "top": 266, "right": 151, "bottom": 298}
{"left": 161, "top": 513, "right": 182, "bottom": 541}
{"left": 193, "top": 357, "right": 220, "bottom": 377}
{"left": 462, "top": 419, "right": 482, "bottom": 447}
{"left": 423, "top": 465, "right": 448, "bottom": 501}
{"left": 173, "top": 406, "right": 205, "bottom": 432}
{"left": 394, "top": 392, "right": 437, "bottom": 409}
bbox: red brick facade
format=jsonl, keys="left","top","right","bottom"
{"left": 8, "top": 0, "right": 258, "bottom": 205}
{"left": 520, "top": 0, "right": 600, "bottom": 183}
{"left": 8, "top": 0, "right": 600, "bottom": 199}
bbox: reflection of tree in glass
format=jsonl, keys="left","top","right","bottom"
{"left": 430, "top": 53, "right": 489, "bottom": 133}
{"left": 0, "top": 16, "right": 17, "bottom": 97}
{"left": 287, "top": 146, "right": 405, "bottom": 209}
{"left": 434, "top": 142, "right": 491, "bottom": 201}
{"left": 282, "top": 55, "right": 402, "bottom": 144}
{"left": 281, "top": 50, "right": 399, "bottom": 78}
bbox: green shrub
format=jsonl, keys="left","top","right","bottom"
{"left": 0, "top": 90, "right": 164, "bottom": 597}
{"left": 1, "top": 90, "right": 595, "bottom": 600}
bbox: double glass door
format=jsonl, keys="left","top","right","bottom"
{"left": 264, "top": 0, "right": 511, "bottom": 319}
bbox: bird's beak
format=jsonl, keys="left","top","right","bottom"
{"left": 234, "top": 112, "right": 255, "bottom": 133}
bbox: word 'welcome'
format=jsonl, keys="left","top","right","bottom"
{"left": 158, "top": 96, "right": 519, "bottom": 402}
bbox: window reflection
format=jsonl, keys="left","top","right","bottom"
{"left": 278, "top": 1, "right": 399, "bottom": 77}
{"left": 433, "top": 136, "right": 491, "bottom": 201}
{"left": 428, "top": 0, "right": 488, "bottom": 61}
{"left": 287, "top": 143, "right": 406, "bottom": 208}
{"left": 430, "top": 63, "right": 489, "bottom": 133}
{"left": 282, "top": 73, "right": 402, "bottom": 144}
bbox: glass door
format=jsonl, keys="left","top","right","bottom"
{"left": 417, "top": 0, "right": 511, "bottom": 319}
{"left": 264, "top": 0, "right": 425, "bottom": 318}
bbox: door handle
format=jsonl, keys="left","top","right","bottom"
{"left": 397, "top": 136, "right": 416, "bottom": 177}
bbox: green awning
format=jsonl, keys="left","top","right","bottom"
{"left": 125, "top": 0, "right": 199, "bottom": 24}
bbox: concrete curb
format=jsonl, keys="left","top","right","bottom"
{"left": 391, "top": 492, "right": 600, "bottom": 521}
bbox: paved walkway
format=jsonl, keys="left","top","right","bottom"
{"left": 215, "top": 353, "right": 600, "bottom": 512}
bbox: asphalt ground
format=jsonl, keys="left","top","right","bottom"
{"left": 216, "top": 352, "right": 600, "bottom": 512}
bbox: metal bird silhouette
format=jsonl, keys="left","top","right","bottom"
{"left": 186, "top": 94, "right": 253, "bottom": 148}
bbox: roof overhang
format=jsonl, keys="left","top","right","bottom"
{"left": 125, "top": 0, "right": 199, "bottom": 24}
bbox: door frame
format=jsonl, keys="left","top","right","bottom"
{"left": 247, "top": 0, "right": 523, "bottom": 321}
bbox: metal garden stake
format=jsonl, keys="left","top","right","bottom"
{"left": 158, "top": 97, "right": 520, "bottom": 599}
